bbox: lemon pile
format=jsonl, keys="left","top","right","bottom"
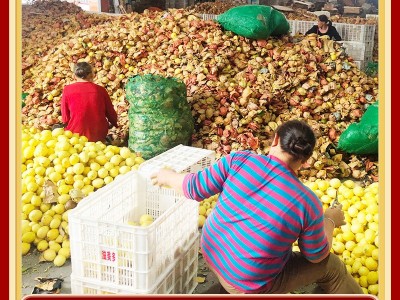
{"left": 21, "top": 126, "right": 145, "bottom": 266}
{"left": 198, "top": 179, "right": 379, "bottom": 296}
{"left": 198, "top": 194, "right": 218, "bottom": 227}
{"left": 303, "top": 178, "right": 379, "bottom": 296}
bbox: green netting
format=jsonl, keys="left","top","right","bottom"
{"left": 337, "top": 102, "right": 378, "bottom": 155}
{"left": 125, "top": 74, "right": 194, "bottom": 159}
{"left": 217, "top": 5, "right": 290, "bottom": 40}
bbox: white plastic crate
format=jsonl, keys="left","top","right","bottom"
{"left": 364, "top": 40, "right": 375, "bottom": 61}
{"left": 197, "top": 13, "right": 219, "bottom": 21}
{"left": 69, "top": 170, "right": 199, "bottom": 292}
{"left": 138, "top": 144, "right": 216, "bottom": 180}
{"left": 71, "top": 236, "right": 200, "bottom": 294}
{"left": 334, "top": 23, "right": 376, "bottom": 43}
{"left": 353, "top": 60, "right": 364, "bottom": 70}
{"left": 337, "top": 41, "right": 366, "bottom": 61}
{"left": 288, "top": 20, "right": 315, "bottom": 35}
{"left": 366, "top": 14, "right": 378, "bottom": 20}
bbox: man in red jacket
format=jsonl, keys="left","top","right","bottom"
{"left": 61, "top": 62, "right": 118, "bottom": 142}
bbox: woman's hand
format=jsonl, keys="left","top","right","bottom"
{"left": 150, "top": 168, "right": 177, "bottom": 187}
{"left": 150, "top": 168, "right": 187, "bottom": 195}
{"left": 324, "top": 204, "right": 346, "bottom": 228}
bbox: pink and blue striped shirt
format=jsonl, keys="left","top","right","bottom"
{"left": 183, "top": 151, "right": 329, "bottom": 293}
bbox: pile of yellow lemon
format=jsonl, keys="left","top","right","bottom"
{"left": 21, "top": 126, "right": 145, "bottom": 266}
{"left": 304, "top": 178, "right": 379, "bottom": 296}
{"left": 198, "top": 179, "right": 379, "bottom": 296}
{"left": 198, "top": 194, "right": 218, "bottom": 227}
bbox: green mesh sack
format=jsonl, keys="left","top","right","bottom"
{"left": 337, "top": 102, "right": 378, "bottom": 155}
{"left": 125, "top": 74, "right": 194, "bottom": 159}
{"left": 217, "top": 5, "right": 290, "bottom": 40}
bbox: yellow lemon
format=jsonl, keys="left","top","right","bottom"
{"left": 359, "top": 275, "right": 368, "bottom": 288}
{"left": 134, "top": 156, "right": 145, "bottom": 165}
{"left": 40, "top": 213, "right": 53, "bottom": 225}
{"left": 358, "top": 266, "right": 369, "bottom": 277}
{"left": 37, "top": 240, "right": 49, "bottom": 252}
{"left": 139, "top": 214, "right": 154, "bottom": 226}
{"left": 367, "top": 271, "right": 378, "bottom": 285}
{"left": 353, "top": 185, "right": 365, "bottom": 197}
{"left": 119, "top": 166, "right": 130, "bottom": 175}
{"left": 343, "top": 179, "right": 355, "bottom": 189}
{"left": 50, "top": 218, "right": 61, "bottom": 229}
{"left": 78, "top": 151, "right": 90, "bottom": 163}
{"left": 69, "top": 153, "right": 80, "bottom": 165}
{"left": 368, "top": 284, "right": 378, "bottom": 295}
{"left": 73, "top": 180, "right": 85, "bottom": 190}
{"left": 97, "top": 168, "right": 109, "bottom": 179}
{"left": 58, "top": 247, "right": 71, "bottom": 259}
{"left": 73, "top": 163, "right": 85, "bottom": 175}
{"left": 49, "top": 241, "right": 61, "bottom": 253}
{"left": 332, "top": 241, "right": 345, "bottom": 254}
{"left": 22, "top": 232, "right": 36, "bottom": 243}
{"left": 198, "top": 215, "right": 206, "bottom": 227}
{"left": 365, "top": 257, "right": 378, "bottom": 271}
{"left": 109, "top": 168, "right": 119, "bottom": 178}
{"left": 95, "top": 155, "right": 108, "bottom": 166}
{"left": 36, "top": 226, "right": 50, "bottom": 239}
{"left": 53, "top": 204, "right": 65, "bottom": 215}
{"left": 22, "top": 243, "right": 31, "bottom": 255}
{"left": 22, "top": 203, "right": 35, "bottom": 215}
{"left": 342, "top": 231, "right": 355, "bottom": 242}
{"left": 29, "top": 210, "right": 43, "bottom": 222}
{"left": 119, "top": 147, "right": 131, "bottom": 159}
{"left": 371, "top": 248, "right": 379, "bottom": 260}
{"left": 53, "top": 254, "right": 67, "bottom": 267}
{"left": 90, "top": 162, "right": 101, "bottom": 171}
{"left": 199, "top": 206, "right": 207, "bottom": 216}
{"left": 43, "top": 249, "right": 57, "bottom": 261}
{"left": 47, "top": 228, "right": 59, "bottom": 241}
{"left": 104, "top": 162, "right": 114, "bottom": 171}
{"left": 62, "top": 240, "right": 70, "bottom": 248}
{"left": 104, "top": 176, "right": 113, "bottom": 185}
{"left": 92, "top": 178, "right": 104, "bottom": 189}
{"left": 347, "top": 206, "right": 358, "bottom": 218}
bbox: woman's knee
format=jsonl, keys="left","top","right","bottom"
{"left": 325, "top": 253, "right": 347, "bottom": 275}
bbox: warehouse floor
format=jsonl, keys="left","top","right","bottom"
{"left": 20, "top": 250, "right": 221, "bottom": 296}
{"left": 21, "top": 249, "right": 318, "bottom": 296}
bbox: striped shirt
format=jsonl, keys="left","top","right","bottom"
{"left": 183, "top": 151, "right": 329, "bottom": 293}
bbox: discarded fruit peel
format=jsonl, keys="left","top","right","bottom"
{"left": 32, "top": 277, "right": 64, "bottom": 294}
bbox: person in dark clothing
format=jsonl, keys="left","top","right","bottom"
{"left": 305, "top": 15, "right": 342, "bottom": 41}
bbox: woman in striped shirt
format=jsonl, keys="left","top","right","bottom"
{"left": 151, "top": 120, "right": 362, "bottom": 294}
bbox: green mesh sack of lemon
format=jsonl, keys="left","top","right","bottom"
{"left": 125, "top": 74, "right": 194, "bottom": 159}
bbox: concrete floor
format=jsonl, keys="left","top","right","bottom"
{"left": 21, "top": 242, "right": 318, "bottom": 296}
{"left": 21, "top": 248, "right": 222, "bottom": 296}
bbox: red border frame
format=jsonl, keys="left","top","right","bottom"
{"left": 4, "top": 0, "right": 10, "bottom": 298}
{"left": 390, "top": 0, "right": 397, "bottom": 298}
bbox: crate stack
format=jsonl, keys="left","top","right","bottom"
{"left": 69, "top": 145, "right": 216, "bottom": 295}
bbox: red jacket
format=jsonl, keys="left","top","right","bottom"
{"left": 61, "top": 82, "right": 118, "bottom": 142}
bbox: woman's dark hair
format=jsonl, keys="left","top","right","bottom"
{"left": 276, "top": 120, "right": 316, "bottom": 162}
{"left": 74, "top": 62, "right": 93, "bottom": 79}
{"left": 318, "top": 14, "right": 332, "bottom": 26}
